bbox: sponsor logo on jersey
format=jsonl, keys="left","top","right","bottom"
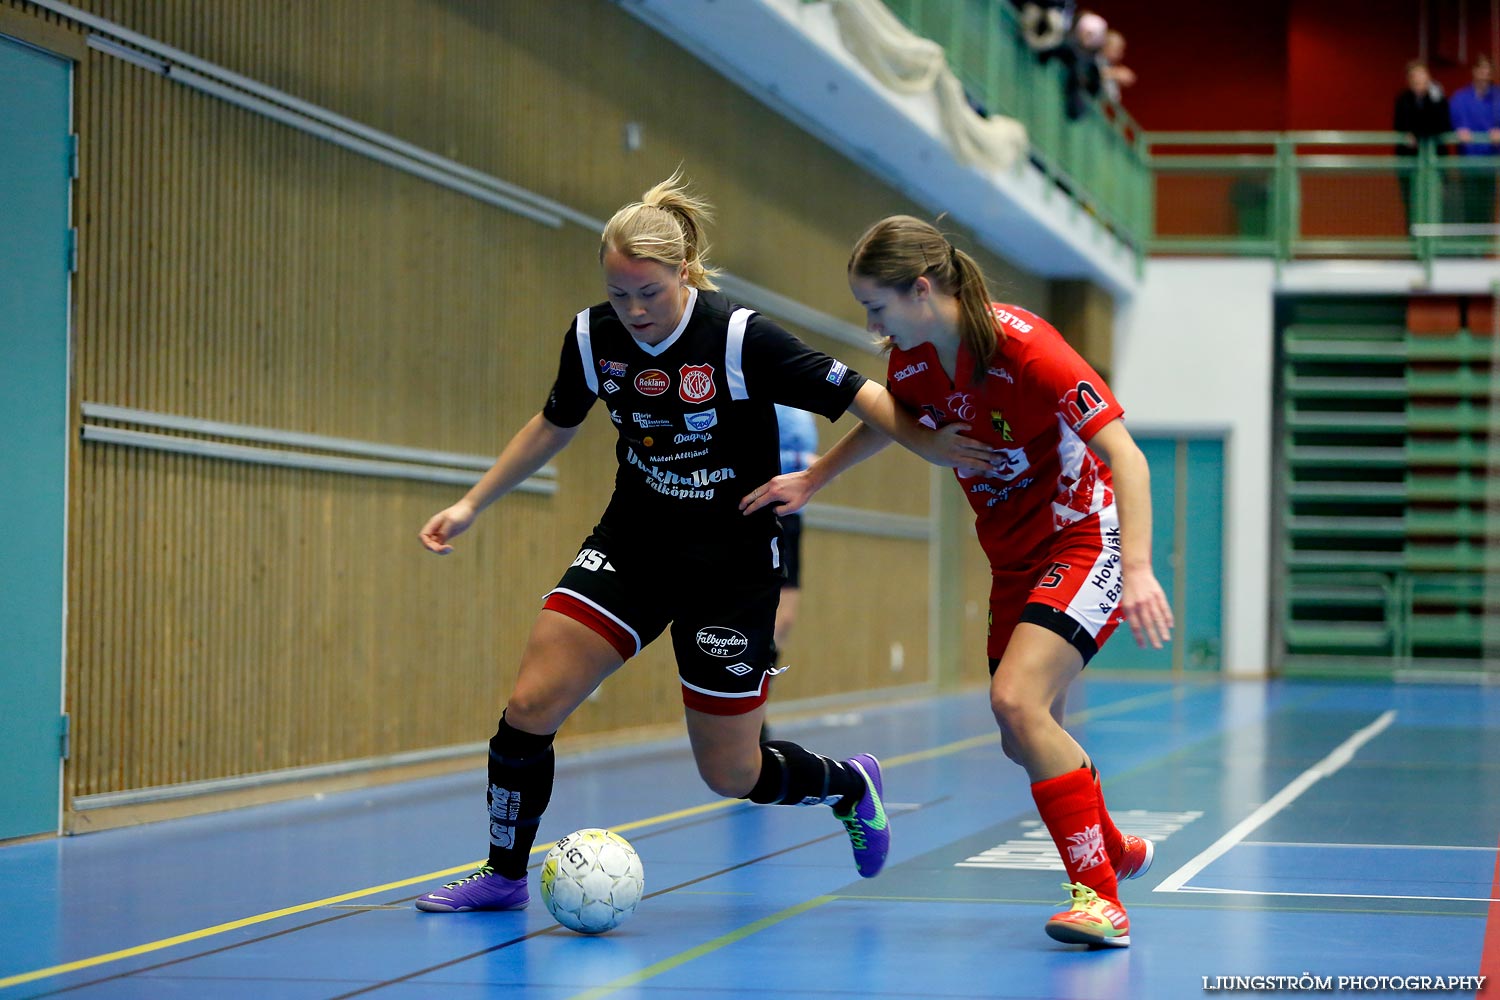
{"left": 635, "top": 369, "right": 670, "bottom": 396}
{"left": 633, "top": 412, "right": 673, "bottom": 428}
{"left": 826, "top": 360, "right": 849, "bottom": 385}
{"left": 990, "top": 410, "right": 1013, "bottom": 441}
{"left": 724, "top": 662, "right": 754, "bottom": 676}
{"left": 990, "top": 446, "right": 1031, "bottom": 482}
{"left": 601, "top": 379, "right": 619, "bottom": 395}
{"left": 944, "top": 392, "right": 977, "bottom": 422}
{"left": 991, "top": 305, "right": 1034, "bottom": 334}
{"left": 598, "top": 359, "right": 628, "bottom": 378}
{"left": 696, "top": 625, "right": 749, "bottom": 658}
{"left": 625, "top": 447, "right": 736, "bottom": 500}
{"left": 684, "top": 409, "right": 718, "bottom": 432}
{"left": 1061, "top": 380, "right": 1108, "bottom": 430}
{"left": 969, "top": 475, "right": 1034, "bottom": 507}
{"left": 674, "top": 431, "right": 712, "bottom": 444}
{"left": 679, "top": 364, "right": 716, "bottom": 404}
{"left": 892, "top": 361, "right": 928, "bottom": 382}
{"left": 608, "top": 409, "right": 622, "bottom": 424}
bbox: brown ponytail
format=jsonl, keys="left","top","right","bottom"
{"left": 849, "top": 215, "right": 1002, "bottom": 376}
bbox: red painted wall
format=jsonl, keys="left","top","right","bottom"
{"left": 1102, "top": 0, "right": 1498, "bottom": 132}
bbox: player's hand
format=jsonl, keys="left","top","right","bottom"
{"left": 419, "top": 501, "right": 477, "bottom": 554}
{"left": 740, "top": 471, "right": 815, "bottom": 516}
{"left": 923, "top": 423, "right": 997, "bottom": 477}
{"left": 1120, "top": 564, "right": 1173, "bottom": 649}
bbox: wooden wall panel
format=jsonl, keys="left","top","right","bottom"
{"left": 1, "top": 0, "right": 1053, "bottom": 811}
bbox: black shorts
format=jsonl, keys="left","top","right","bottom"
{"left": 778, "top": 513, "right": 803, "bottom": 589}
{"left": 542, "top": 528, "right": 785, "bottom": 715}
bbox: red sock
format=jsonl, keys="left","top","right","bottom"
{"left": 1032, "top": 766, "right": 1120, "bottom": 903}
{"left": 1093, "top": 769, "right": 1125, "bottom": 866}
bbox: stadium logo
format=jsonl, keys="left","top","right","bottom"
{"left": 635, "top": 369, "right": 670, "bottom": 396}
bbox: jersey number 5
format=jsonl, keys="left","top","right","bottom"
{"left": 1037, "top": 562, "right": 1070, "bottom": 589}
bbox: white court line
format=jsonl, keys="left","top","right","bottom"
{"left": 1155, "top": 709, "right": 1397, "bottom": 893}
{"left": 1176, "top": 886, "right": 1498, "bottom": 904}
{"left": 1240, "top": 840, "right": 1496, "bottom": 852}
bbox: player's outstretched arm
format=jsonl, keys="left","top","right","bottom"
{"left": 1087, "top": 418, "right": 1174, "bottom": 648}
{"left": 419, "top": 413, "right": 579, "bottom": 554}
{"left": 846, "top": 381, "right": 994, "bottom": 473}
{"left": 740, "top": 420, "right": 890, "bottom": 516}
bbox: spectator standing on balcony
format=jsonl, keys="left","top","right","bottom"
{"left": 1098, "top": 30, "right": 1136, "bottom": 104}
{"left": 1056, "top": 10, "right": 1108, "bottom": 120}
{"left": 1449, "top": 54, "right": 1500, "bottom": 226}
{"left": 1393, "top": 59, "right": 1451, "bottom": 232}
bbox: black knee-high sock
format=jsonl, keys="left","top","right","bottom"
{"left": 742, "top": 740, "right": 864, "bottom": 809}
{"left": 486, "top": 713, "right": 556, "bottom": 879}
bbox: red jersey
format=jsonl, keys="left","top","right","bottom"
{"left": 886, "top": 303, "right": 1124, "bottom": 569}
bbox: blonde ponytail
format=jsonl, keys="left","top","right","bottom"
{"left": 600, "top": 168, "right": 721, "bottom": 290}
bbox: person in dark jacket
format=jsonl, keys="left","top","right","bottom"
{"left": 1394, "top": 59, "right": 1451, "bottom": 232}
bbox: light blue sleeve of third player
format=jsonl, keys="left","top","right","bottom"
{"left": 775, "top": 403, "right": 819, "bottom": 475}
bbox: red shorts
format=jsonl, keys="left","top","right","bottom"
{"left": 986, "top": 506, "right": 1126, "bottom": 662}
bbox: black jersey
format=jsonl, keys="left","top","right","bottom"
{"left": 542, "top": 288, "right": 866, "bottom": 540}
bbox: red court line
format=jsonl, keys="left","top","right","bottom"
{"left": 1480, "top": 835, "right": 1500, "bottom": 998}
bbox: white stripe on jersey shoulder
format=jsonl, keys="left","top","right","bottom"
{"left": 575, "top": 308, "right": 599, "bottom": 395}
{"left": 633, "top": 286, "right": 700, "bottom": 357}
{"left": 726, "top": 307, "right": 755, "bottom": 400}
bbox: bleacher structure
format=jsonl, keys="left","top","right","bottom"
{"left": 1277, "top": 294, "right": 1498, "bottom": 679}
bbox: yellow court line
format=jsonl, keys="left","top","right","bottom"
{"left": 565, "top": 896, "right": 837, "bottom": 1000}
{"left": 0, "top": 686, "right": 1181, "bottom": 990}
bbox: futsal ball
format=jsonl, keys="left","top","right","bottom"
{"left": 540, "top": 828, "right": 645, "bottom": 934}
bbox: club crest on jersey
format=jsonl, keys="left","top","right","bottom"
{"left": 598, "top": 359, "right": 628, "bottom": 378}
{"left": 635, "top": 369, "right": 670, "bottom": 396}
{"left": 1061, "top": 380, "right": 1107, "bottom": 430}
{"left": 679, "top": 363, "right": 716, "bottom": 404}
{"left": 684, "top": 409, "right": 718, "bottom": 432}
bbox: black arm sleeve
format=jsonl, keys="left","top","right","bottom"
{"left": 541, "top": 327, "right": 596, "bottom": 429}
{"left": 739, "top": 314, "right": 867, "bottom": 420}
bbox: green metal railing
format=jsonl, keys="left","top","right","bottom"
{"left": 862, "top": 4, "right": 1496, "bottom": 279}
{"left": 1149, "top": 132, "right": 1500, "bottom": 269}
{"left": 875, "top": 0, "right": 1153, "bottom": 259}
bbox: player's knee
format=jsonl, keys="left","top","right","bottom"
{"left": 697, "top": 756, "right": 758, "bottom": 798}
{"left": 989, "top": 685, "right": 1043, "bottom": 739}
{"left": 502, "top": 692, "right": 565, "bottom": 735}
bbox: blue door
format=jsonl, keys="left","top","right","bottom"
{"left": 0, "top": 33, "right": 72, "bottom": 839}
{"left": 1089, "top": 435, "right": 1224, "bottom": 672}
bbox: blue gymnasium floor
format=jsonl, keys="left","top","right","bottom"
{"left": 2, "top": 678, "right": 1497, "bottom": 999}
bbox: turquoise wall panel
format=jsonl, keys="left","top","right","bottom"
{"left": 0, "top": 33, "right": 71, "bottom": 839}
